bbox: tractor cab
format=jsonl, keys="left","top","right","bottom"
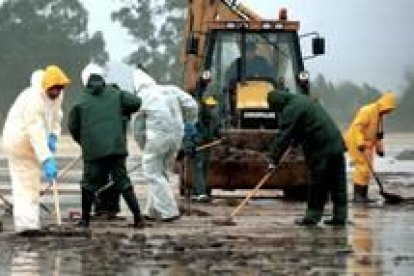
{"left": 181, "top": 2, "right": 325, "bottom": 197}
{"left": 200, "top": 30, "right": 310, "bottom": 130}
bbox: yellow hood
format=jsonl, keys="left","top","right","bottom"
{"left": 377, "top": 92, "right": 396, "bottom": 113}
{"left": 42, "top": 65, "right": 71, "bottom": 91}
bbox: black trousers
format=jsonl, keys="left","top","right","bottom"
{"left": 94, "top": 184, "right": 121, "bottom": 214}
{"left": 81, "top": 155, "right": 131, "bottom": 193}
{"left": 306, "top": 152, "right": 347, "bottom": 221}
{"left": 80, "top": 155, "right": 140, "bottom": 220}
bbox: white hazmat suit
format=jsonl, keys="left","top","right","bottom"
{"left": 133, "top": 69, "right": 198, "bottom": 220}
{"left": 2, "top": 66, "right": 70, "bottom": 233}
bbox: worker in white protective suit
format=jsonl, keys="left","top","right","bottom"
{"left": 132, "top": 68, "right": 198, "bottom": 221}
{"left": 2, "top": 65, "right": 70, "bottom": 235}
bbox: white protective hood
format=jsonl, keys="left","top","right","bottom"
{"left": 133, "top": 68, "right": 157, "bottom": 92}
{"left": 132, "top": 68, "right": 198, "bottom": 144}
{"left": 81, "top": 63, "right": 105, "bottom": 86}
{"left": 132, "top": 68, "right": 165, "bottom": 112}
{"left": 30, "top": 69, "right": 45, "bottom": 90}
{"left": 2, "top": 69, "right": 63, "bottom": 163}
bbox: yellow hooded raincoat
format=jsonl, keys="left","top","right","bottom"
{"left": 345, "top": 92, "right": 396, "bottom": 186}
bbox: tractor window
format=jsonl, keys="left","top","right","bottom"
{"left": 206, "top": 31, "right": 303, "bottom": 97}
{"left": 203, "top": 31, "right": 303, "bottom": 128}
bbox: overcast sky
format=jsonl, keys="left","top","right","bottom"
{"left": 83, "top": 0, "right": 414, "bottom": 93}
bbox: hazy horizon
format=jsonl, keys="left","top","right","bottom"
{"left": 82, "top": 0, "right": 414, "bottom": 94}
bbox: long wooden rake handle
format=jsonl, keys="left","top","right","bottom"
{"left": 230, "top": 171, "right": 274, "bottom": 217}
{"left": 41, "top": 155, "right": 81, "bottom": 196}
{"left": 230, "top": 148, "right": 291, "bottom": 218}
{"left": 51, "top": 180, "right": 62, "bottom": 226}
{"left": 196, "top": 139, "right": 223, "bottom": 151}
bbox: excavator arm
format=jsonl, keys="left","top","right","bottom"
{"left": 183, "top": 0, "right": 262, "bottom": 92}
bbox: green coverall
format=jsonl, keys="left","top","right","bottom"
{"left": 267, "top": 91, "right": 347, "bottom": 224}
{"left": 68, "top": 75, "right": 142, "bottom": 225}
{"left": 93, "top": 84, "right": 129, "bottom": 216}
{"left": 189, "top": 105, "right": 220, "bottom": 197}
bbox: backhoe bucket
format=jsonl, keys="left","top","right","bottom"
{"left": 179, "top": 129, "right": 310, "bottom": 199}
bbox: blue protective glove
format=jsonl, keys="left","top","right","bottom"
{"left": 47, "top": 133, "right": 58, "bottom": 154}
{"left": 184, "top": 122, "right": 197, "bottom": 138}
{"left": 42, "top": 157, "right": 58, "bottom": 183}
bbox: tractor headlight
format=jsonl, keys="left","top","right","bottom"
{"left": 201, "top": 70, "right": 212, "bottom": 83}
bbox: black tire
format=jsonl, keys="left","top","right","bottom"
{"left": 283, "top": 185, "right": 308, "bottom": 201}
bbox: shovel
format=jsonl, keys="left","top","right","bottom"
{"left": 362, "top": 154, "right": 403, "bottom": 204}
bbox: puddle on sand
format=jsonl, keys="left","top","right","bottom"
{"left": 0, "top": 224, "right": 399, "bottom": 275}
{"left": 1, "top": 152, "right": 414, "bottom": 274}
{"left": 1, "top": 194, "right": 414, "bottom": 275}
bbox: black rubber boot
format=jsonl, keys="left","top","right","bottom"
{"left": 295, "top": 209, "right": 322, "bottom": 226}
{"left": 122, "top": 186, "right": 144, "bottom": 228}
{"left": 78, "top": 188, "right": 94, "bottom": 228}
{"left": 323, "top": 218, "right": 346, "bottom": 226}
{"left": 294, "top": 217, "right": 319, "bottom": 226}
{"left": 17, "top": 229, "right": 45, "bottom": 237}
{"left": 133, "top": 215, "right": 145, "bottom": 229}
{"left": 353, "top": 184, "right": 374, "bottom": 203}
{"left": 324, "top": 205, "right": 347, "bottom": 226}
{"left": 94, "top": 187, "right": 121, "bottom": 219}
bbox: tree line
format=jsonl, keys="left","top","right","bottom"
{"left": 312, "top": 72, "right": 414, "bottom": 132}
{"left": 0, "top": 0, "right": 108, "bottom": 130}
{"left": 0, "top": 0, "right": 412, "bottom": 132}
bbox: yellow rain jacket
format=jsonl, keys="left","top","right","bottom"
{"left": 345, "top": 92, "right": 396, "bottom": 185}
{"left": 2, "top": 65, "right": 70, "bottom": 233}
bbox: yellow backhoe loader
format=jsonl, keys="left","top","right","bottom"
{"left": 179, "top": 0, "right": 325, "bottom": 199}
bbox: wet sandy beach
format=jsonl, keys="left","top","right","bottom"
{"left": 1, "top": 134, "right": 414, "bottom": 275}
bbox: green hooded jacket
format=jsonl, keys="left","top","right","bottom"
{"left": 267, "top": 91, "right": 345, "bottom": 165}
{"left": 68, "top": 75, "right": 141, "bottom": 161}
{"left": 194, "top": 106, "right": 221, "bottom": 145}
